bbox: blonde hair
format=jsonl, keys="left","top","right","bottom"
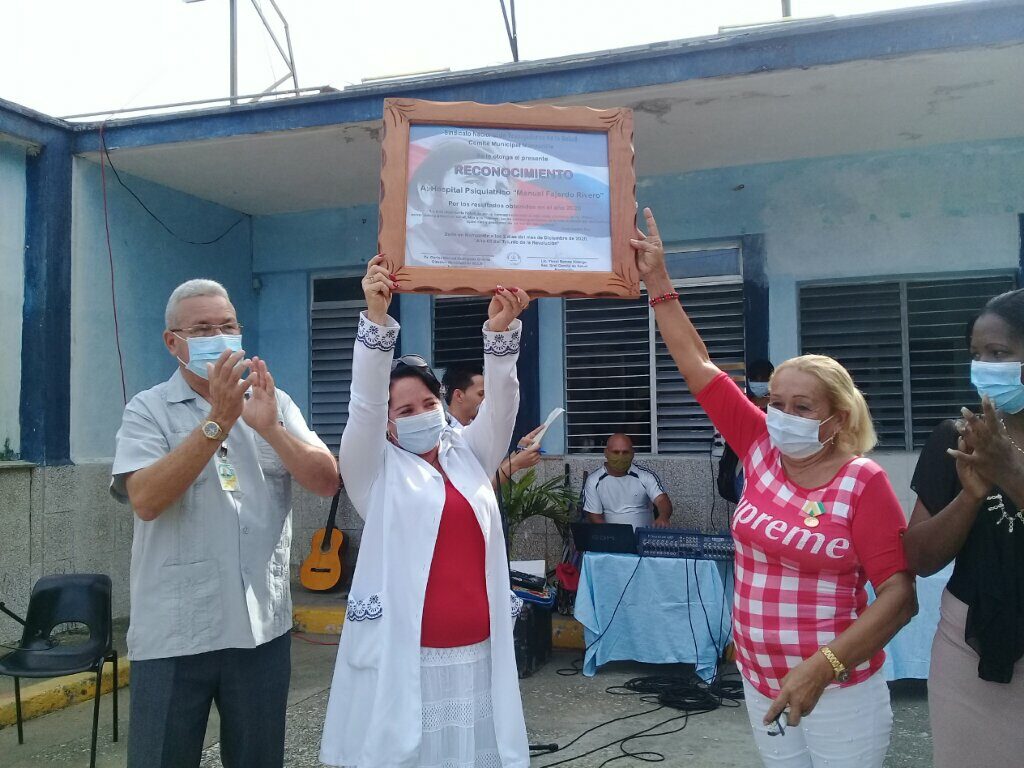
{"left": 772, "top": 354, "right": 877, "bottom": 455}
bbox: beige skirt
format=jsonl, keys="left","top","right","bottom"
{"left": 929, "top": 589, "right": 1024, "bottom": 768}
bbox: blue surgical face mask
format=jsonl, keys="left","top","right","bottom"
{"left": 748, "top": 381, "right": 770, "bottom": 398}
{"left": 971, "top": 360, "right": 1024, "bottom": 414}
{"left": 766, "top": 406, "right": 835, "bottom": 460}
{"left": 175, "top": 333, "right": 243, "bottom": 379}
{"left": 390, "top": 407, "right": 446, "bottom": 455}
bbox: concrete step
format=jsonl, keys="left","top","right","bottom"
{"left": 292, "top": 587, "right": 586, "bottom": 649}
{"left": 0, "top": 659, "right": 129, "bottom": 731}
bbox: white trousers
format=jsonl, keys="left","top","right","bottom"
{"left": 742, "top": 672, "right": 892, "bottom": 768}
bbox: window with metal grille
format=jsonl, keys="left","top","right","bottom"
{"left": 309, "top": 276, "right": 364, "bottom": 452}
{"left": 799, "top": 274, "right": 1014, "bottom": 450}
{"left": 564, "top": 278, "right": 746, "bottom": 454}
{"left": 432, "top": 296, "right": 490, "bottom": 372}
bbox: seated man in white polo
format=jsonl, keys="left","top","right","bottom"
{"left": 583, "top": 433, "right": 673, "bottom": 529}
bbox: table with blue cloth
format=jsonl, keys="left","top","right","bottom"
{"left": 575, "top": 552, "right": 952, "bottom": 683}
{"left": 873, "top": 562, "right": 953, "bottom": 680}
{"left": 574, "top": 552, "right": 732, "bottom": 681}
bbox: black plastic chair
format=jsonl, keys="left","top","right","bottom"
{"left": 0, "top": 574, "right": 118, "bottom": 768}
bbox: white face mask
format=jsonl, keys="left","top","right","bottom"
{"left": 766, "top": 406, "right": 835, "bottom": 459}
{"left": 389, "top": 407, "right": 446, "bottom": 455}
{"left": 748, "top": 381, "right": 770, "bottom": 398}
{"left": 174, "top": 333, "right": 243, "bottom": 379}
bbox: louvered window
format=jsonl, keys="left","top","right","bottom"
{"left": 654, "top": 280, "right": 746, "bottom": 453}
{"left": 800, "top": 282, "right": 906, "bottom": 448}
{"left": 310, "top": 277, "right": 364, "bottom": 452}
{"left": 565, "top": 296, "right": 652, "bottom": 452}
{"left": 565, "top": 277, "right": 746, "bottom": 454}
{"left": 432, "top": 296, "right": 491, "bottom": 372}
{"left": 800, "top": 274, "right": 1014, "bottom": 450}
{"left": 908, "top": 276, "right": 1015, "bottom": 446}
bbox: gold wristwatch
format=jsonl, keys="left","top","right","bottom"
{"left": 819, "top": 645, "right": 849, "bottom": 682}
{"left": 200, "top": 420, "right": 228, "bottom": 442}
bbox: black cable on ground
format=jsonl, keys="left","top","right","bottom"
{"left": 535, "top": 666, "right": 745, "bottom": 767}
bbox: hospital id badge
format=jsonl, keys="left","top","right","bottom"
{"left": 215, "top": 450, "right": 240, "bottom": 492}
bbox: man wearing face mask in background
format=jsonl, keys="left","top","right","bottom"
{"left": 110, "top": 279, "right": 339, "bottom": 768}
{"left": 717, "top": 359, "right": 775, "bottom": 504}
{"left": 582, "top": 433, "right": 673, "bottom": 529}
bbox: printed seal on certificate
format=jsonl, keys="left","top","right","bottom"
{"left": 377, "top": 98, "right": 639, "bottom": 299}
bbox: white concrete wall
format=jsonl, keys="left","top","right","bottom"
{"left": 0, "top": 140, "right": 26, "bottom": 456}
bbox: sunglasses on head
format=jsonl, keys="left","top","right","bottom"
{"left": 391, "top": 355, "right": 440, "bottom": 384}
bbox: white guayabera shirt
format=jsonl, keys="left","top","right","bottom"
{"left": 111, "top": 369, "right": 327, "bottom": 660}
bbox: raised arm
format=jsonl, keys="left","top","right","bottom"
{"left": 631, "top": 208, "right": 721, "bottom": 396}
{"left": 338, "top": 257, "right": 401, "bottom": 512}
{"left": 462, "top": 286, "right": 530, "bottom": 477}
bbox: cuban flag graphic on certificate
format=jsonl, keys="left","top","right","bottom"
{"left": 405, "top": 124, "right": 612, "bottom": 272}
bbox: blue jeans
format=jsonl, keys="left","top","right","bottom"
{"left": 127, "top": 631, "right": 291, "bottom": 768}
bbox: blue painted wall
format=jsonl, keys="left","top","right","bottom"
{"left": 0, "top": 140, "right": 26, "bottom": 455}
{"left": 71, "top": 159, "right": 256, "bottom": 461}
{"left": 67, "top": 135, "right": 1024, "bottom": 460}
{"left": 250, "top": 136, "right": 1024, "bottom": 456}
{"left": 251, "top": 209, "right": 372, "bottom": 416}
{"left": 636, "top": 137, "right": 1024, "bottom": 365}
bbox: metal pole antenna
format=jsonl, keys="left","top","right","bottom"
{"left": 229, "top": 0, "right": 238, "bottom": 104}
{"left": 499, "top": 0, "right": 519, "bottom": 62}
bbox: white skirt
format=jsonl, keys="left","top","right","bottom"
{"left": 417, "top": 639, "right": 501, "bottom": 768}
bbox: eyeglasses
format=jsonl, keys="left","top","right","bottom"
{"left": 766, "top": 712, "right": 787, "bottom": 737}
{"left": 170, "top": 322, "right": 244, "bottom": 338}
{"left": 391, "top": 354, "right": 440, "bottom": 384}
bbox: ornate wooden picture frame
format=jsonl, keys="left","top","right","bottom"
{"left": 378, "top": 98, "right": 638, "bottom": 298}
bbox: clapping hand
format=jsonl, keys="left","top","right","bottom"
{"left": 242, "top": 357, "right": 279, "bottom": 436}
{"left": 207, "top": 350, "right": 253, "bottom": 430}
{"left": 950, "top": 396, "right": 1014, "bottom": 498}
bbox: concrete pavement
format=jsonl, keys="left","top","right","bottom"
{"left": 0, "top": 635, "right": 931, "bottom": 768}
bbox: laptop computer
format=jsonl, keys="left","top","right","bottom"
{"left": 570, "top": 522, "right": 638, "bottom": 555}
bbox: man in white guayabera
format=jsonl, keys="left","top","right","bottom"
{"left": 110, "top": 279, "right": 339, "bottom": 768}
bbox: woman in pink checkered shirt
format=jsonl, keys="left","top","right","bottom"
{"left": 631, "top": 209, "right": 917, "bottom": 768}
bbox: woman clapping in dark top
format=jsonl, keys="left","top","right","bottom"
{"left": 904, "top": 288, "right": 1024, "bottom": 768}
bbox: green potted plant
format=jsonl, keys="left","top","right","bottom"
{"left": 500, "top": 468, "right": 578, "bottom": 544}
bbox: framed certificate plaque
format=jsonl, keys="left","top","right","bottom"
{"left": 377, "top": 98, "right": 639, "bottom": 298}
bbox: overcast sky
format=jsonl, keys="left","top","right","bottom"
{"left": 1, "top": 0, "right": 951, "bottom": 119}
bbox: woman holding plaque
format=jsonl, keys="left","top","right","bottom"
{"left": 903, "top": 288, "right": 1024, "bottom": 768}
{"left": 319, "top": 256, "right": 531, "bottom": 768}
{"left": 632, "top": 209, "right": 915, "bottom": 768}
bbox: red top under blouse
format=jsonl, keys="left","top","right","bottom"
{"left": 420, "top": 476, "right": 491, "bottom": 648}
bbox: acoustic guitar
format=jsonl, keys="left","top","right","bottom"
{"left": 299, "top": 478, "right": 345, "bottom": 592}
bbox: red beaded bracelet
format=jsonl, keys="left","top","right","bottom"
{"left": 649, "top": 292, "right": 680, "bottom": 307}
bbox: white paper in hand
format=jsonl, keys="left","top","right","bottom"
{"left": 529, "top": 407, "right": 565, "bottom": 448}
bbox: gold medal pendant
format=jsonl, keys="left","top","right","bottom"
{"left": 801, "top": 500, "right": 826, "bottom": 528}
